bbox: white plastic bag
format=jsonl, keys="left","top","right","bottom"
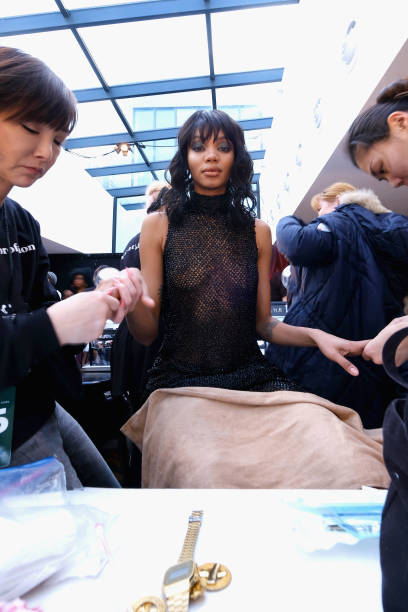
{"left": 0, "top": 457, "right": 114, "bottom": 601}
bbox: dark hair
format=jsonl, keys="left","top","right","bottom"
{"left": 0, "top": 46, "right": 77, "bottom": 133}
{"left": 162, "top": 109, "right": 257, "bottom": 225}
{"left": 146, "top": 186, "right": 169, "bottom": 214}
{"left": 348, "top": 78, "right": 408, "bottom": 166}
{"left": 69, "top": 268, "right": 92, "bottom": 289}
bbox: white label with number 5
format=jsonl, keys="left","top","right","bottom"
{"left": 0, "top": 407, "right": 9, "bottom": 434}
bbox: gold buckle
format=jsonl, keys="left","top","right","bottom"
{"left": 189, "top": 563, "right": 207, "bottom": 601}
{"left": 131, "top": 595, "right": 166, "bottom": 611}
{"left": 198, "top": 563, "right": 232, "bottom": 591}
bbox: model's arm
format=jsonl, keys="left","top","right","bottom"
{"left": 276, "top": 215, "right": 336, "bottom": 266}
{"left": 255, "top": 220, "right": 366, "bottom": 375}
{"left": 126, "top": 211, "right": 167, "bottom": 345}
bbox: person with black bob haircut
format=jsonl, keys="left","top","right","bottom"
{"left": 0, "top": 46, "right": 152, "bottom": 488}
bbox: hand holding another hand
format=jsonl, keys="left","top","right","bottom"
{"left": 96, "top": 267, "right": 155, "bottom": 323}
{"left": 47, "top": 290, "right": 123, "bottom": 345}
{"left": 362, "top": 316, "right": 408, "bottom": 365}
{"left": 48, "top": 268, "right": 156, "bottom": 345}
{"left": 310, "top": 329, "right": 369, "bottom": 376}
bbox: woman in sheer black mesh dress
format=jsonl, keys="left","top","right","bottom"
{"left": 126, "top": 109, "right": 366, "bottom": 399}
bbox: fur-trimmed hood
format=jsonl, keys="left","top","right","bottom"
{"left": 338, "top": 188, "right": 391, "bottom": 214}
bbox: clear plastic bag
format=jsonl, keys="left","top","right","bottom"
{"left": 0, "top": 457, "right": 114, "bottom": 601}
{"left": 0, "top": 456, "right": 67, "bottom": 509}
{"left": 286, "top": 492, "right": 385, "bottom": 552}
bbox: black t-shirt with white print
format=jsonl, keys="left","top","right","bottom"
{"left": 0, "top": 197, "right": 81, "bottom": 450}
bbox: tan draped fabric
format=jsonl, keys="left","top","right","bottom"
{"left": 121, "top": 387, "right": 390, "bottom": 489}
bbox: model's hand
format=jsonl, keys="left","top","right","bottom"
{"left": 96, "top": 267, "right": 154, "bottom": 323}
{"left": 47, "top": 290, "right": 123, "bottom": 345}
{"left": 362, "top": 316, "right": 408, "bottom": 365}
{"left": 310, "top": 329, "right": 369, "bottom": 376}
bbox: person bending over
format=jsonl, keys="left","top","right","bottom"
{"left": 0, "top": 47, "right": 152, "bottom": 488}
{"left": 347, "top": 77, "right": 408, "bottom": 611}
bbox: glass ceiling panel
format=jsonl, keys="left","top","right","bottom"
{"left": 0, "top": 31, "right": 100, "bottom": 90}
{"left": 98, "top": 170, "right": 153, "bottom": 190}
{"left": 141, "top": 140, "right": 177, "bottom": 163}
{"left": 115, "top": 197, "right": 146, "bottom": 254}
{"left": 217, "top": 83, "right": 282, "bottom": 121}
{"left": 70, "top": 100, "right": 127, "bottom": 138}
{"left": 78, "top": 15, "right": 209, "bottom": 84}
{"left": 1, "top": 0, "right": 56, "bottom": 17}
{"left": 117, "top": 90, "right": 213, "bottom": 129}
{"left": 211, "top": 5, "right": 299, "bottom": 74}
{"left": 243, "top": 129, "right": 268, "bottom": 152}
{"left": 253, "top": 159, "right": 265, "bottom": 174}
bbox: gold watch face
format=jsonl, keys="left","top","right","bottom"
{"left": 163, "top": 560, "right": 194, "bottom": 586}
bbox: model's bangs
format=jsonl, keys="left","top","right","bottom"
{"left": 188, "top": 113, "right": 236, "bottom": 147}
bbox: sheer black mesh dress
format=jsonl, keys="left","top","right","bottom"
{"left": 145, "top": 191, "right": 299, "bottom": 396}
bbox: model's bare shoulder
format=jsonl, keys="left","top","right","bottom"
{"left": 255, "top": 218, "right": 272, "bottom": 250}
{"left": 142, "top": 210, "right": 168, "bottom": 230}
{"left": 255, "top": 217, "right": 271, "bottom": 236}
{"left": 141, "top": 211, "right": 168, "bottom": 245}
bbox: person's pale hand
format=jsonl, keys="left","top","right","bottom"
{"left": 96, "top": 267, "right": 154, "bottom": 322}
{"left": 362, "top": 316, "right": 408, "bottom": 365}
{"left": 47, "top": 290, "right": 122, "bottom": 345}
{"left": 310, "top": 329, "right": 369, "bottom": 375}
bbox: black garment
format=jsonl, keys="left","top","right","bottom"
{"left": 379, "top": 328, "right": 408, "bottom": 611}
{"left": 145, "top": 191, "right": 298, "bottom": 396}
{"left": 0, "top": 197, "right": 82, "bottom": 450}
{"left": 120, "top": 232, "right": 141, "bottom": 269}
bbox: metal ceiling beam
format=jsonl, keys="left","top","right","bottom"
{"left": 110, "top": 172, "right": 260, "bottom": 199}
{"left": 0, "top": 1, "right": 299, "bottom": 36}
{"left": 73, "top": 69, "right": 283, "bottom": 103}
{"left": 65, "top": 117, "right": 273, "bottom": 149}
{"left": 121, "top": 202, "right": 146, "bottom": 211}
{"left": 108, "top": 186, "right": 147, "bottom": 198}
{"left": 87, "top": 149, "right": 265, "bottom": 177}
{"left": 205, "top": 13, "right": 217, "bottom": 110}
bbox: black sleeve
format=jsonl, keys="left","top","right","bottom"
{"left": 0, "top": 308, "right": 60, "bottom": 388}
{"left": 30, "top": 224, "right": 60, "bottom": 310}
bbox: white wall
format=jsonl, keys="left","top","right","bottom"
{"left": 11, "top": 148, "right": 113, "bottom": 253}
{"left": 260, "top": 0, "right": 408, "bottom": 237}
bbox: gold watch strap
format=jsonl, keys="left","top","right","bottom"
{"left": 178, "top": 510, "right": 203, "bottom": 563}
{"left": 165, "top": 589, "right": 190, "bottom": 612}
{"left": 165, "top": 511, "right": 203, "bottom": 612}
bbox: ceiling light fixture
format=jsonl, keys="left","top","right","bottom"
{"left": 114, "top": 142, "right": 133, "bottom": 156}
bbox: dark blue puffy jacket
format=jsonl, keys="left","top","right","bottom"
{"left": 266, "top": 189, "right": 408, "bottom": 427}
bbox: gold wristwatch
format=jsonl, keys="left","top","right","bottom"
{"left": 162, "top": 510, "right": 206, "bottom": 612}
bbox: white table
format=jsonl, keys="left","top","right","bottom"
{"left": 25, "top": 488, "right": 386, "bottom": 612}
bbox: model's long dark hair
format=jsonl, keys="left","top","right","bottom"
{"left": 163, "top": 109, "right": 257, "bottom": 225}
{"left": 348, "top": 78, "right": 408, "bottom": 166}
{"left": 0, "top": 46, "right": 77, "bottom": 133}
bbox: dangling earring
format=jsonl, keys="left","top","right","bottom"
{"left": 185, "top": 170, "right": 193, "bottom": 199}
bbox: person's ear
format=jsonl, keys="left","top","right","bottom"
{"left": 387, "top": 111, "right": 408, "bottom": 134}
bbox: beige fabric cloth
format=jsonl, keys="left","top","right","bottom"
{"left": 121, "top": 387, "right": 390, "bottom": 489}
